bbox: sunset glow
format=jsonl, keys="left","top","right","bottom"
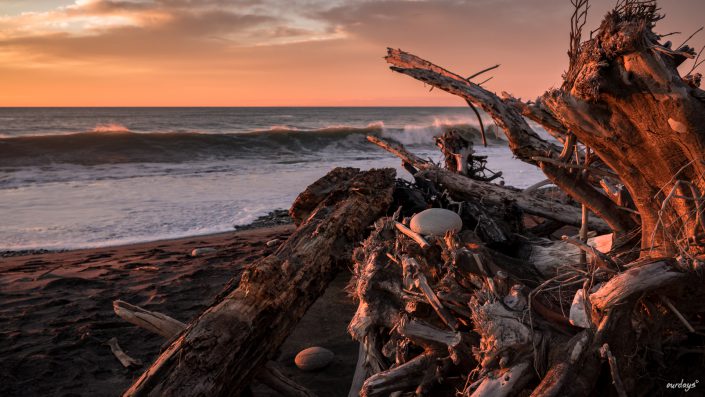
{"left": 1, "top": 0, "right": 704, "bottom": 106}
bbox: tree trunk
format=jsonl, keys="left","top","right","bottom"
{"left": 123, "top": 167, "right": 395, "bottom": 397}
{"left": 541, "top": 6, "right": 705, "bottom": 256}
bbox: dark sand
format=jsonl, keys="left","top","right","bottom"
{"left": 0, "top": 225, "right": 358, "bottom": 396}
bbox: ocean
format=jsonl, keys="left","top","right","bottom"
{"left": 0, "top": 107, "right": 545, "bottom": 251}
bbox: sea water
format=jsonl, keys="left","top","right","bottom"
{"left": 0, "top": 107, "right": 545, "bottom": 250}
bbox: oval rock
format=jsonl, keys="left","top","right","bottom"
{"left": 410, "top": 208, "right": 463, "bottom": 236}
{"left": 294, "top": 346, "right": 334, "bottom": 371}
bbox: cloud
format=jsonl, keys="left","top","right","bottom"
{"left": 0, "top": 0, "right": 337, "bottom": 62}
{"left": 1, "top": 0, "right": 704, "bottom": 105}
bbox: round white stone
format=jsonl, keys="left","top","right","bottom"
{"left": 410, "top": 208, "right": 463, "bottom": 236}
{"left": 294, "top": 346, "right": 334, "bottom": 371}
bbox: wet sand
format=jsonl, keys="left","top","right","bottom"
{"left": 0, "top": 225, "right": 358, "bottom": 396}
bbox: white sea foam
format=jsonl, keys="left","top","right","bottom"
{"left": 91, "top": 122, "right": 130, "bottom": 133}
{"left": 0, "top": 107, "right": 547, "bottom": 250}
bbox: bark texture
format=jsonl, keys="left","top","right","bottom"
{"left": 123, "top": 167, "right": 395, "bottom": 397}
{"left": 541, "top": 5, "right": 705, "bottom": 255}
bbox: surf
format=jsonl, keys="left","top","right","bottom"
{"left": 0, "top": 122, "right": 500, "bottom": 167}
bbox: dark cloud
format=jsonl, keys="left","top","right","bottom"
{"left": 0, "top": 0, "right": 287, "bottom": 61}
{"left": 2, "top": 13, "right": 275, "bottom": 57}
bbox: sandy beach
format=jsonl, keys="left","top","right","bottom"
{"left": 0, "top": 224, "right": 358, "bottom": 397}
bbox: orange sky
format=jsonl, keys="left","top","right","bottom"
{"left": 1, "top": 0, "right": 704, "bottom": 106}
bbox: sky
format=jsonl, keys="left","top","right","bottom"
{"left": 0, "top": 0, "right": 704, "bottom": 106}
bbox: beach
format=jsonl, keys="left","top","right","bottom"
{"left": 0, "top": 223, "right": 358, "bottom": 397}
{"left": 0, "top": 107, "right": 546, "bottom": 396}
{"left": 3, "top": 1, "right": 703, "bottom": 394}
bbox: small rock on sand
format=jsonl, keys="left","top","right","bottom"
{"left": 191, "top": 247, "right": 217, "bottom": 257}
{"left": 294, "top": 346, "right": 334, "bottom": 371}
{"left": 410, "top": 208, "right": 463, "bottom": 236}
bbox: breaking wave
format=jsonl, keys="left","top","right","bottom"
{"left": 0, "top": 122, "right": 500, "bottom": 167}
{"left": 91, "top": 123, "right": 130, "bottom": 133}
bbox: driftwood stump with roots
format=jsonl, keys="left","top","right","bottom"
{"left": 347, "top": 1, "right": 705, "bottom": 396}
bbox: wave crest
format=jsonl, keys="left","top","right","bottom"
{"left": 91, "top": 123, "right": 130, "bottom": 133}
{"left": 0, "top": 121, "right": 502, "bottom": 167}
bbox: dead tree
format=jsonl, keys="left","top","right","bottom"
{"left": 123, "top": 167, "right": 395, "bottom": 397}
{"left": 347, "top": 1, "right": 705, "bottom": 396}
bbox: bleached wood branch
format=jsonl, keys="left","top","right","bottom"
{"left": 113, "top": 300, "right": 186, "bottom": 339}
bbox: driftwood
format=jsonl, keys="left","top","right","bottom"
{"left": 469, "top": 362, "right": 532, "bottom": 397}
{"left": 106, "top": 337, "right": 142, "bottom": 368}
{"left": 113, "top": 300, "right": 186, "bottom": 339}
{"left": 384, "top": 51, "right": 635, "bottom": 235}
{"left": 433, "top": 130, "right": 503, "bottom": 182}
{"left": 435, "top": 129, "right": 474, "bottom": 176}
{"left": 395, "top": 222, "right": 430, "bottom": 249}
{"left": 109, "top": 2, "right": 705, "bottom": 396}
{"left": 345, "top": 2, "right": 704, "bottom": 396}
{"left": 113, "top": 301, "right": 316, "bottom": 397}
{"left": 289, "top": 167, "right": 362, "bottom": 225}
{"left": 345, "top": 211, "right": 691, "bottom": 396}
{"left": 256, "top": 362, "right": 318, "bottom": 397}
{"left": 368, "top": 135, "right": 610, "bottom": 232}
{"left": 123, "top": 167, "right": 395, "bottom": 397}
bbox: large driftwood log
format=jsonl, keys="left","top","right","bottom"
{"left": 289, "top": 167, "right": 361, "bottom": 225}
{"left": 123, "top": 167, "right": 395, "bottom": 397}
{"left": 113, "top": 301, "right": 316, "bottom": 397}
{"left": 417, "top": 169, "right": 609, "bottom": 232}
{"left": 367, "top": 135, "right": 610, "bottom": 232}
{"left": 540, "top": 4, "right": 705, "bottom": 255}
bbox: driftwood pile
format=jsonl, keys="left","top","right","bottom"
{"left": 112, "top": 1, "right": 705, "bottom": 396}
{"left": 346, "top": 133, "right": 667, "bottom": 397}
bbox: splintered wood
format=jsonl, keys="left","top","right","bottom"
{"left": 348, "top": 217, "right": 538, "bottom": 396}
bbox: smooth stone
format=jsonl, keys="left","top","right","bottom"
{"left": 265, "top": 239, "right": 280, "bottom": 247}
{"left": 190, "top": 247, "right": 217, "bottom": 257}
{"left": 410, "top": 208, "right": 463, "bottom": 236}
{"left": 294, "top": 346, "right": 334, "bottom": 371}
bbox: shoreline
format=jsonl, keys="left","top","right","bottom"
{"left": 0, "top": 219, "right": 358, "bottom": 396}
{"left": 1, "top": 209, "right": 293, "bottom": 258}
